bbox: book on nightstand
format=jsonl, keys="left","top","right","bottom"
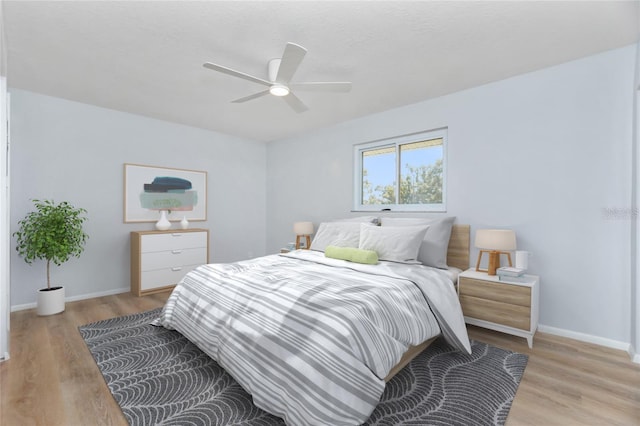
{"left": 498, "top": 274, "right": 532, "bottom": 283}
{"left": 496, "top": 266, "right": 525, "bottom": 277}
{"left": 497, "top": 266, "right": 529, "bottom": 282}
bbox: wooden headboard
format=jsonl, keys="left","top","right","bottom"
{"left": 446, "top": 224, "right": 470, "bottom": 271}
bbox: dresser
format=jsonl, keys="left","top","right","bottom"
{"left": 130, "top": 228, "right": 209, "bottom": 296}
{"left": 458, "top": 268, "right": 539, "bottom": 348}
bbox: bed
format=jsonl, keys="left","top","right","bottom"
{"left": 155, "top": 221, "right": 471, "bottom": 426}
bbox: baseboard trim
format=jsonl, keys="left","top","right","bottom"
{"left": 538, "top": 324, "right": 632, "bottom": 354}
{"left": 10, "top": 287, "right": 130, "bottom": 312}
{"left": 630, "top": 345, "right": 640, "bottom": 364}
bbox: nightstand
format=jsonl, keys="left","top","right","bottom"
{"left": 458, "top": 268, "right": 539, "bottom": 348}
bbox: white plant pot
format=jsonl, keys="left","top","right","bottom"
{"left": 37, "top": 286, "right": 65, "bottom": 316}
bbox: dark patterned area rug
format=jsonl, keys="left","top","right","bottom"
{"left": 79, "top": 309, "right": 528, "bottom": 426}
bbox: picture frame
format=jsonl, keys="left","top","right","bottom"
{"left": 123, "top": 163, "right": 207, "bottom": 223}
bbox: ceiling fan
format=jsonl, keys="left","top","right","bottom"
{"left": 203, "top": 42, "right": 352, "bottom": 113}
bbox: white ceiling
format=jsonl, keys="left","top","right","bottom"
{"left": 3, "top": 1, "right": 639, "bottom": 142}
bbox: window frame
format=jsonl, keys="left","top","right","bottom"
{"left": 353, "top": 128, "right": 447, "bottom": 212}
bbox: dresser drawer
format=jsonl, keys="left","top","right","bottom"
{"left": 459, "top": 295, "right": 531, "bottom": 331}
{"left": 141, "top": 231, "right": 207, "bottom": 253}
{"left": 141, "top": 247, "right": 207, "bottom": 271}
{"left": 140, "top": 264, "right": 200, "bottom": 291}
{"left": 459, "top": 277, "right": 531, "bottom": 307}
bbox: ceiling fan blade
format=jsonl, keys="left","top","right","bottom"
{"left": 289, "top": 82, "right": 352, "bottom": 92}
{"left": 283, "top": 92, "right": 308, "bottom": 113}
{"left": 231, "top": 90, "right": 271, "bottom": 103}
{"left": 203, "top": 62, "right": 271, "bottom": 87}
{"left": 275, "top": 42, "right": 307, "bottom": 84}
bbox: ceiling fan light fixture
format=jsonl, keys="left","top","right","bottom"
{"left": 269, "top": 84, "right": 290, "bottom": 97}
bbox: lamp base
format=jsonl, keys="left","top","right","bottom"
{"left": 476, "top": 250, "right": 513, "bottom": 275}
{"left": 295, "top": 235, "right": 311, "bottom": 250}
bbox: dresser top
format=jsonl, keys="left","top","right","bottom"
{"left": 131, "top": 228, "right": 208, "bottom": 236}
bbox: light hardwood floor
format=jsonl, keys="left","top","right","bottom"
{"left": 1, "top": 291, "right": 639, "bottom": 425}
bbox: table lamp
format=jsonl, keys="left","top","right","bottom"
{"left": 475, "top": 229, "right": 516, "bottom": 275}
{"left": 293, "top": 222, "right": 314, "bottom": 249}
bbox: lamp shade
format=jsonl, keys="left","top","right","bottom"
{"left": 475, "top": 229, "right": 516, "bottom": 251}
{"left": 293, "top": 221, "right": 314, "bottom": 236}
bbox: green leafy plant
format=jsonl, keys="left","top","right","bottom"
{"left": 13, "top": 200, "right": 88, "bottom": 289}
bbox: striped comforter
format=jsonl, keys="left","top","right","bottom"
{"left": 155, "top": 250, "right": 471, "bottom": 426}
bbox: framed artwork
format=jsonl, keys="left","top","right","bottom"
{"left": 124, "top": 163, "right": 207, "bottom": 223}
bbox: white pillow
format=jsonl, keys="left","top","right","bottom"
{"left": 380, "top": 216, "right": 455, "bottom": 269}
{"left": 332, "top": 216, "right": 379, "bottom": 224}
{"left": 358, "top": 223, "right": 429, "bottom": 263}
{"left": 310, "top": 222, "right": 365, "bottom": 252}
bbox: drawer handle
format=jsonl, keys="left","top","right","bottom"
{"left": 171, "top": 267, "right": 182, "bottom": 272}
{"left": 171, "top": 233, "right": 182, "bottom": 237}
{"left": 172, "top": 250, "right": 182, "bottom": 254}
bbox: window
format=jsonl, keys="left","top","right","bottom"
{"left": 353, "top": 129, "right": 447, "bottom": 212}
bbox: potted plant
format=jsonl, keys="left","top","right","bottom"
{"left": 13, "top": 199, "right": 88, "bottom": 316}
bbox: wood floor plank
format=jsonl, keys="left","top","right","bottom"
{"left": 1, "top": 292, "right": 639, "bottom": 426}
{"left": 467, "top": 325, "right": 640, "bottom": 425}
{"left": 6, "top": 313, "right": 68, "bottom": 425}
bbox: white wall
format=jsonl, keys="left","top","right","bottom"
{"left": 632, "top": 36, "right": 640, "bottom": 362}
{"left": 267, "top": 45, "right": 635, "bottom": 344}
{"left": 0, "top": 1, "right": 9, "bottom": 360}
{"left": 10, "top": 90, "right": 267, "bottom": 308}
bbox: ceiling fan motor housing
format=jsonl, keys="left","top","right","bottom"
{"left": 267, "top": 59, "right": 290, "bottom": 96}
{"left": 268, "top": 58, "right": 282, "bottom": 82}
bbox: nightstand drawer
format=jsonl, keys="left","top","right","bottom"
{"left": 459, "top": 277, "right": 531, "bottom": 307}
{"left": 459, "top": 295, "right": 531, "bottom": 330}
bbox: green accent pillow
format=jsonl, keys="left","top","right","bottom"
{"left": 324, "top": 246, "right": 379, "bottom": 264}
